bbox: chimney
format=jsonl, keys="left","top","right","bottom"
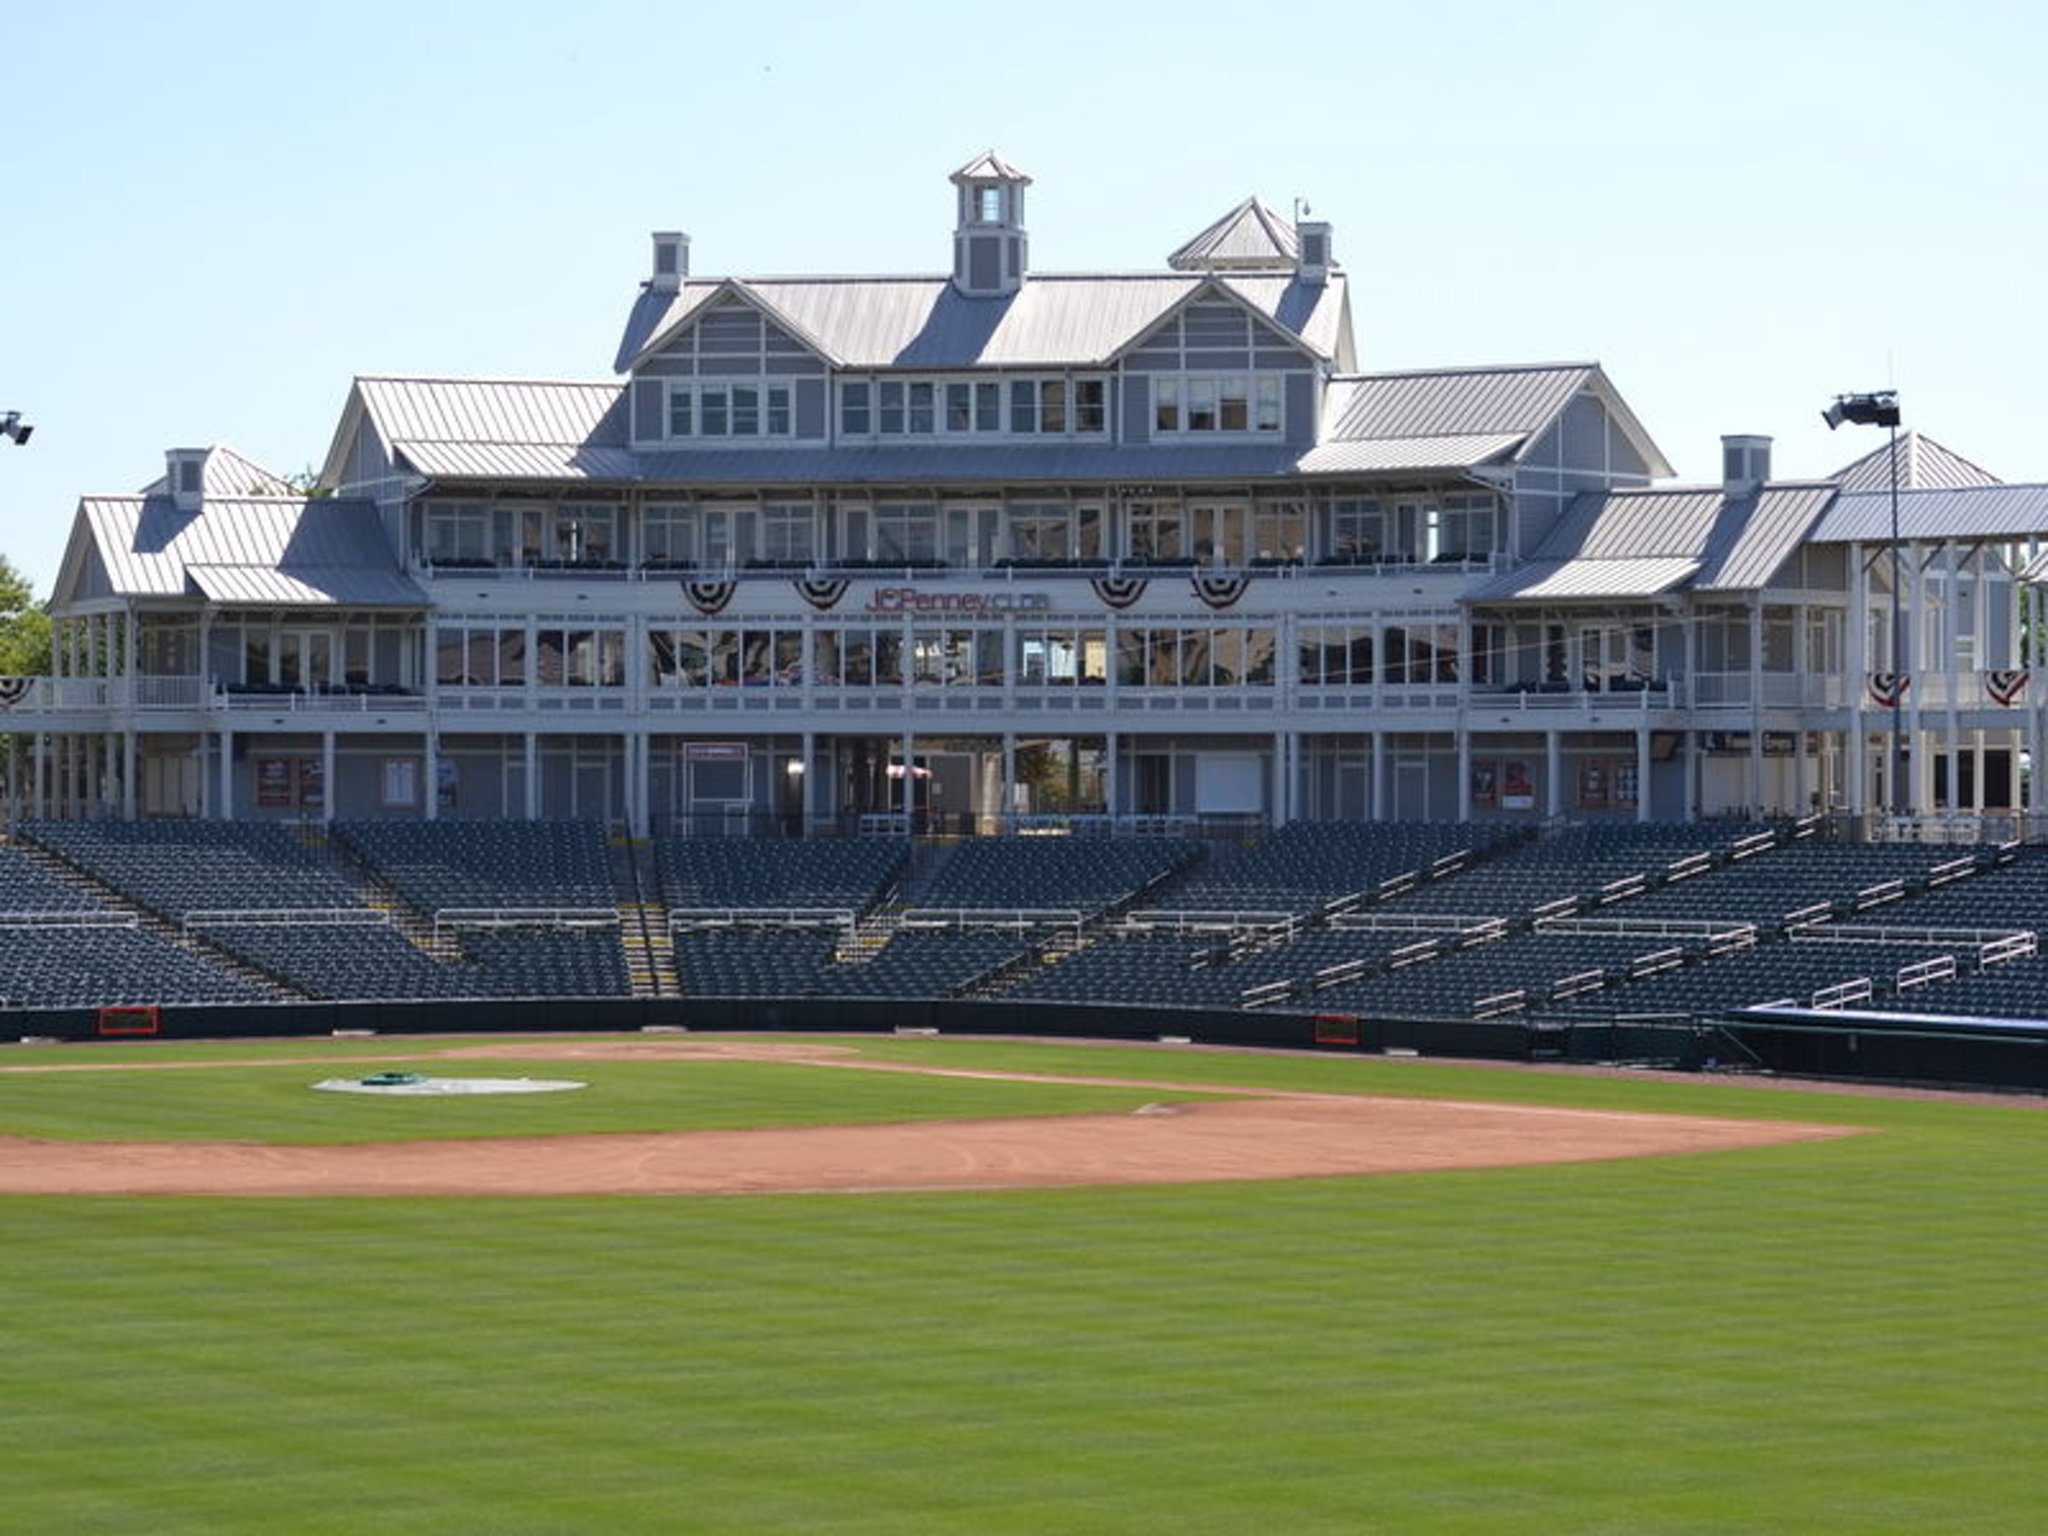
{"left": 165, "top": 448, "right": 207, "bottom": 511}
{"left": 650, "top": 231, "right": 690, "bottom": 294}
{"left": 1296, "top": 219, "right": 1332, "bottom": 285}
{"left": 1721, "top": 434, "right": 1772, "bottom": 498}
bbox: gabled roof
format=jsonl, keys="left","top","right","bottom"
{"left": 1830, "top": 430, "right": 2002, "bottom": 492}
{"left": 60, "top": 494, "right": 424, "bottom": 608}
{"left": 1167, "top": 198, "right": 1299, "bottom": 271}
{"left": 616, "top": 271, "right": 1351, "bottom": 374}
{"left": 1321, "top": 363, "right": 1674, "bottom": 478}
{"left": 322, "top": 376, "right": 630, "bottom": 487}
{"left": 1467, "top": 481, "right": 1837, "bottom": 603}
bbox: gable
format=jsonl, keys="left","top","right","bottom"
{"left": 1119, "top": 289, "right": 1317, "bottom": 374}
{"left": 630, "top": 287, "right": 831, "bottom": 379}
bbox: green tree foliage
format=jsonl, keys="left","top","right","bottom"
{"left": 0, "top": 553, "right": 51, "bottom": 675}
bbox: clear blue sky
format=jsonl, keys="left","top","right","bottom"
{"left": 2, "top": 0, "right": 2042, "bottom": 596}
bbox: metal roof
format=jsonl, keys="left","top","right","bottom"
{"left": 1831, "top": 430, "right": 2002, "bottom": 493}
{"left": 1466, "top": 556, "right": 1702, "bottom": 603}
{"left": 619, "top": 271, "right": 1350, "bottom": 373}
{"left": 187, "top": 564, "right": 427, "bottom": 607}
{"left": 77, "top": 495, "right": 424, "bottom": 605}
{"left": 1324, "top": 364, "right": 1597, "bottom": 442}
{"left": 355, "top": 376, "right": 627, "bottom": 448}
{"left": 1694, "top": 484, "right": 1837, "bottom": 591}
{"left": 951, "top": 151, "right": 1031, "bottom": 184}
{"left": 1167, "top": 198, "right": 1300, "bottom": 271}
{"left": 1295, "top": 434, "right": 1525, "bottom": 474}
{"left": 1808, "top": 483, "right": 2048, "bottom": 544}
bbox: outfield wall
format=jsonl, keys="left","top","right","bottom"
{"left": 8, "top": 996, "right": 2044, "bottom": 1093}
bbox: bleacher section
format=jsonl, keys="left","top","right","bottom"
{"left": 20, "top": 819, "right": 359, "bottom": 919}
{"left": 659, "top": 837, "right": 904, "bottom": 912}
{"left": 337, "top": 819, "right": 614, "bottom": 912}
{"left": 915, "top": 836, "right": 1202, "bottom": 915}
{"left": 1148, "top": 821, "right": 1510, "bottom": 917}
{"left": 11, "top": 819, "right": 2048, "bottom": 1030}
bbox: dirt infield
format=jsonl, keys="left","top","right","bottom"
{"left": 0, "top": 1038, "right": 1855, "bottom": 1197}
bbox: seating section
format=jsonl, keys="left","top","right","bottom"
{"left": 659, "top": 838, "right": 905, "bottom": 911}
{"left": 673, "top": 927, "right": 840, "bottom": 997}
{"left": 337, "top": 819, "right": 614, "bottom": 912}
{"left": 916, "top": 837, "right": 1201, "bottom": 914}
{"left": 19, "top": 820, "right": 360, "bottom": 919}
{"left": 0, "top": 922, "right": 266, "bottom": 1007}
{"left": 824, "top": 928, "right": 1035, "bottom": 998}
{"left": 1152, "top": 821, "right": 1516, "bottom": 916}
{"left": 9, "top": 820, "right": 2048, "bottom": 1023}
{"left": 0, "top": 842, "right": 101, "bottom": 915}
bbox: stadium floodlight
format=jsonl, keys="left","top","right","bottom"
{"left": 1825, "top": 390, "right": 1905, "bottom": 820}
{"left": 0, "top": 411, "right": 30, "bottom": 446}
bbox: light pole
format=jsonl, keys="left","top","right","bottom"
{"left": 1824, "top": 390, "right": 1904, "bottom": 821}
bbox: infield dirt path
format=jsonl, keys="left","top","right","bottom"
{"left": 0, "top": 1037, "right": 1857, "bottom": 1197}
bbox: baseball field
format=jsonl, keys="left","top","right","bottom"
{"left": 1, "top": 1032, "right": 2041, "bottom": 1533}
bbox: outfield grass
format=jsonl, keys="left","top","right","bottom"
{"left": 1, "top": 1035, "right": 2042, "bottom": 1534}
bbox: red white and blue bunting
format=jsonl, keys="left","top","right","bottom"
{"left": 795, "top": 577, "right": 849, "bottom": 612}
{"left": 1867, "top": 672, "right": 1911, "bottom": 708}
{"left": 1191, "top": 573, "right": 1252, "bottom": 610}
{"left": 682, "top": 579, "right": 737, "bottom": 617}
{"left": 0, "top": 677, "right": 32, "bottom": 711}
{"left": 1091, "top": 575, "right": 1148, "bottom": 610}
{"left": 1986, "top": 668, "right": 2030, "bottom": 707}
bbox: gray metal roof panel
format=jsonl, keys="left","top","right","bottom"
{"left": 1465, "top": 556, "right": 1702, "bottom": 603}
{"left": 355, "top": 377, "right": 628, "bottom": 447}
{"left": 1326, "top": 364, "right": 1594, "bottom": 442}
{"left": 1809, "top": 483, "right": 2048, "bottom": 543}
{"left": 187, "top": 565, "right": 427, "bottom": 607}
{"left": 1694, "top": 484, "right": 1837, "bottom": 591}
{"left": 1831, "top": 430, "right": 2002, "bottom": 492}
{"left": 623, "top": 271, "right": 1349, "bottom": 373}
{"left": 1168, "top": 198, "right": 1300, "bottom": 270}
{"left": 78, "top": 495, "right": 418, "bottom": 603}
{"left": 1296, "top": 434, "right": 1525, "bottom": 473}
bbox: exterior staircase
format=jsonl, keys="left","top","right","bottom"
{"left": 610, "top": 835, "right": 678, "bottom": 998}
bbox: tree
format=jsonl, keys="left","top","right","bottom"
{"left": 0, "top": 554, "right": 51, "bottom": 676}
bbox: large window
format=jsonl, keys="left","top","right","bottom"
{"left": 839, "top": 375, "right": 1108, "bottom": 440}
{"left": 437, "top": 624, "right": 528, "bottom": 688}
{"left": 1116, "top": 625, "right": 1277, "bottom": 687}
{"left": 1154, "top": 374, "right": 1282, "bottom": 435}
{"left": 666, "top": 379, "right": 794, "bottom": 440}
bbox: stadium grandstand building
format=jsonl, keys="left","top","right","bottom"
{"left": 8, "top": 152, "right": 2046, "bottom": 838}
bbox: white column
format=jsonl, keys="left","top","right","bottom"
{"left": 122, "top": 731, "right": 137, "bottom": 820}
{"left": 217, "top": 728, "right": 233, "bottom": 821}
{"left": 1636, "top": 726, "right": 1652, "bottom": 824}
{"left": 1847, "top": 541, "right": 1870, "bottom": 818}
{"left": 321, "top": 731, "right": 337, "bottom": 825}
{"left": 1546, "top": 730, "right": 1564, "bottom": 820}
{"left": 524, "top": 732, "right": 540, "bottom": 821}
{"left": 1002, "top": 732, "right": 1017, "bottom": 830}
{"left": 423, "top": 733, "right": 439, "bottom": 822}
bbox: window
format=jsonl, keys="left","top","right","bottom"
{"left": 976, "top": 185, "right": 1003, "bottom": 224}
{"left": 840, "top": 375, "right": 1106, "bottom": 438}
{"left": 1328, "top": 498, "right": 1385, "bottom": 561}
{"left": 839, "top": 381, "right": 870, "bottom": 436}
{"left": 666, "top": 380, "right": 791, "bottom": 440}
{"left": 1152, "top": 373, "right": 1284, "bottom": 435}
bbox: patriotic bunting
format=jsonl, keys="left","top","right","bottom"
{"left": 795, "top": 577, "right": 849, "bottom": 612}
{"left": 1091, "top": 575, "right": 1148, "bottom": 610}
{"left": 0, "top": 677, "right": 32, "bottom": 711}
{"left": 1986, "top": 668, "right": 2029, "bottom": 707}
{"left": 1191, "top": 573, "right": 1251, "bottom": 610}
{"left": 682, "top": 580, "right": 737, "bottom": 617}
{"left": 1868, "top": 672, "right": 1910, "bottom": 708}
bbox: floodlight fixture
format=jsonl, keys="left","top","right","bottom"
{"left": 0, "top": 411, "right": 30, "bottom": 446}
{"left": 1822, "top": 391, "right": 1901, "bottom": 431}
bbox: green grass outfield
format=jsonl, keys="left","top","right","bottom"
{"left": 1, "top": 1034, "right": 2042, "bottom": 1534}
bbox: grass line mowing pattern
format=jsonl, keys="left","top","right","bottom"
{"left": 0, "top": 1057, "right": 1218, "bottom": 1144}
{"left": 0, "top": 1037, "right": 2043, "bottom": 1533}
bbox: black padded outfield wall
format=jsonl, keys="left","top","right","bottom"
{"left": 3, "top": 998, "right": 2041, "bottom": 1092}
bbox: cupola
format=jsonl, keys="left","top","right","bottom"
{"left": 950, "top": 151, "right": 1031, "bottom": 297}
